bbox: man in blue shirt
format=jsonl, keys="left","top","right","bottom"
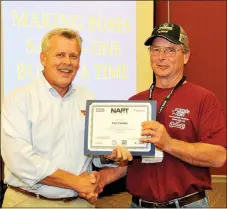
{"left": 1, "top": 28, "right": 132, "bottom": 207}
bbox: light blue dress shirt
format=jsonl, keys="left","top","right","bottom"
{"left": 1, "top": 73, "right": 108, "bottom": 198}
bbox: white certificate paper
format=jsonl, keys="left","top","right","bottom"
{"left": 84, "top": 100, "right": 157, "bottom": 156}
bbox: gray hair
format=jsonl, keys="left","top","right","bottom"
{"left": 41, "top": 28, "right": 83, "bottom": 53}
{"left": 179, "top": 26, "right": 189, "bottom": 53}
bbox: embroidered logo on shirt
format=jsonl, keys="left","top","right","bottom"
{"left": 81, "top": 110, "right": 86, "bottom": 116}
{"left": 169, "top": 108, "right": 190, "bottom": 130}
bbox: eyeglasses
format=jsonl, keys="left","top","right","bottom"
{"left": 148, "top": 46, "right": 182, "bottom": 57}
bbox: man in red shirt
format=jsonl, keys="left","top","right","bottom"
{"left": 97, "top": 23, "right": 226, "bottom": 208}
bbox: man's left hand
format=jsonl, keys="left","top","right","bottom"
{"left": 140, "top": 120, "right": 172, "bottom": 151}
{"left": 105, "top": 145, "right": 133, "bottom": 164}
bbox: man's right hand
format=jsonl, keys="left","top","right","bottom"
{"left": 78, "top": 171, "right": 103, "bottom": 203}
{"left": 76, "top": 171, "right": 99, "bottom": 194}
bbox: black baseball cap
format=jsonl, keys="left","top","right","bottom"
{"left": 144, "top": 23, "right": 188, "bottom": 48}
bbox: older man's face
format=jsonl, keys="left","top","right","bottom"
{"left": 149, "top": 37, "right": 189, "bottom": 81}
{"left": 40, "top": 35, "right": 80, "bottom": 96}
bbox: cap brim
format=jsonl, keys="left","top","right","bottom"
{"left": 144, "top": 35, "right": 181, "bottom": 46}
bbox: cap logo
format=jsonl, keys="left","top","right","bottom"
{"left": 157, "top": 26, "right": 173, "bottom": 34}
{"left": 163, "top": 23, "right": 173, "bottom": 27}
{"left": 158, "top": 26, "right": 172, "bottom": 30}
{"left": 157, "top": 30, "right": 169, "bottom": 33}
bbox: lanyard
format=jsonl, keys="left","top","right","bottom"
{"left": 149, "top": 76, "right": 186, "bottom": 115}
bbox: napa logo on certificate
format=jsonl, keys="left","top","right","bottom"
{"left": 84, "top": 100, "right": 157, "bottom": 156}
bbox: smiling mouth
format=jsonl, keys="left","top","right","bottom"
{"left": 58, "top": 68, "right": 73, "bottom": 73}
{"left": 157, "top": 65, "right": 168, "bottom": 69}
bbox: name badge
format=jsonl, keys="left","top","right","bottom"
{"left": 141, "top": 148, "right": 164, "bottom": 163}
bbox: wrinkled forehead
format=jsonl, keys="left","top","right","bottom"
{"left": 151, "top": 37, "right": 181, "bottom": 47}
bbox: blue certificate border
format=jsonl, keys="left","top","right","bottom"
{"left": 84, "top": 100, "right": 157, "bottom": 156}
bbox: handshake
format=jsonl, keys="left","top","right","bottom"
{"left": 77, "top": 145, "right": 132, "bottom": 203}
{"left": 78, "top": 170, "right": 106, "bottom": 203}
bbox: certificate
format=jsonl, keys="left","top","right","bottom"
{"left": 84, "top": 100, "right": 157, "bottom": 156}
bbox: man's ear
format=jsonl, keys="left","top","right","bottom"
{"left": 40, "top": 52, "right": 47, "bottom": 67}
{"left": 183, "top": 50, "right": 190, "bottom": 65}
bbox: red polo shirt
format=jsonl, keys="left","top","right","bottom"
{"left": 126, "top": 82, "right": 226, "bottom": 202}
